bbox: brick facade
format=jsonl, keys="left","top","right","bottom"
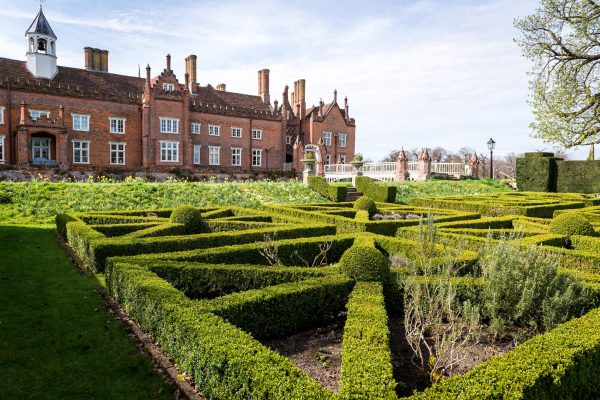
{"left": 0, "top": 8, "right": 356, "bottom": 172}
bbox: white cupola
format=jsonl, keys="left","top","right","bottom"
{"left": 25, "top": 6, "right": 58, "bottom": 79}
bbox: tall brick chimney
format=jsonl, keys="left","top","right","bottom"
{"left": 84, "top": 47, "right": 109, "bottom": 72}
{"left": 84, "top": 47, "right": 93, "bottom": 70}
{"left": 185, "top": 55, "right": 197, "bottom": 85}
{"left": 258, "top": 69, "right": 270, "bottom": 104}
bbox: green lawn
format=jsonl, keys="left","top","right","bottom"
{"left": 391, "top": 178, "right": 512, "bottom": 203}
{"left": 0, "top": 225, "right": 174, "bottom": 399}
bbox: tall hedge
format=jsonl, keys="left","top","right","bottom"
{"left": 355, "top": 176, "right": 397, "bottom": 202}
{"left": 516, "top": 154, "right": 557, "bottom": 192}
{"left": 516, "top": 153, "right": 600, "bottom": 193}
{"left": 556, "top": 160, "right": 600, "bottom": 193}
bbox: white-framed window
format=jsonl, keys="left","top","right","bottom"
{"left": 109, "top": 142, "right": 126, "bottom": 165}
{"left": 163, "top": 83, "right": 175, "bottom": 92}
{"left": 231, "top": 147, "right": 242, "bottom": 166}
{"left": 0, "top": 135, "right": 4, "bottom": 163}
{"left": 286, "top": 135, "right": 292, "bottom": 145}
{"left": 30, "top": 110, "right": 50, "bottom": 121}
{"left": 231, "top": 127, "right": 242, "bottom": 138}
{"left": 193, "top": 144, "right": 201, "bottom": 165}
{"left": 0, "top": 106, "right": 5, "bottom": 124}
{"left": 160, "top": 118, "right": 179, "bottom": 134}
{"left": 160, "top": 141, "right": 179, "bottom": 162}
{"left": 72, "top": 114, "right": 90, "bottom": 132}
{"left": 339, "top": 155, "right": 347, "bottom": 164}
{"left": 209, "top": 146, "right": 220, "bottom": 165}
{"left": 252, "top": 149, "right": 262, "bottom": 167}
{"left": 72, "top": 140, "right": 90, "bottom": 164}
{"left": 32, "top": 138, "right": 51, "bottom": 160}
{"left": 109, "top": 117, "right": 126, "bottom": 134}
{"left": 322, "top": 131, "right": 332, "bottom": 147}
{"left": 325, "top": 155, "right": 331, "bottom": 165}
{"left": 252, "top": 129, "right": 262, "bottom": 140}
{"left": 339, "top": 133, "right": 347, "bottom": 148}
{"left": 209, "top": 125, "right": 220, "bottom": 136}
{"left": 191, "top": 123, "right": 201, "bottom": 135}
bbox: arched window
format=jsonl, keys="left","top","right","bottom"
{"left": 38, "top": 38, "right": 47, "bottom": 53}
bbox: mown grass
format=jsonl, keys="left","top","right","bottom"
{"left": 0, "top": 179, "right": 325, "bottom": 224}
{"left": 0, "top": 225, "right": 174, "bottom": 399}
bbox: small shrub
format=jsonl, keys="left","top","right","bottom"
{"left": 480, "top": 233, "right": 589, "bottom": 334}
{"left": 353, "top": 197, "right": 378, "bottom": 218}
{"left": 549, "top": 213, "right": 595, "bottom": 237}
{"left": 169, "top": 205, "right": 203, "bottom": 233}
{"left": 339, "top": 244, "right": 389, "bottom": 281}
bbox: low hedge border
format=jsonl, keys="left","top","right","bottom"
{"left": 106, "top": 260, "right": 334, "bottom": 399}
{"left": 307, "top": 176, "right": 348, "bottom": 202}
{"left": 409, "top": 307, "right": 600, "bottom": 399}
{"left": 150, "top": 262, "right": 338, "bottom": 299}
{"left": 198, "top": 274, "right": 354, "bottom": 339}
{"left": 338, "top": 282, "right": 396, "bottom": 399}
{"left": 115, "top": 235, "right": 356, "bottom": 267}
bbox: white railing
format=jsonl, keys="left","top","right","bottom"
{"left": 431, "top": 163, "right": 472, "bottom": 176}
{"left": 324, "top": 161, "right": 472, "bottom": 182}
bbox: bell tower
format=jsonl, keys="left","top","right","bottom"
{"left": 25, "top": 6, "right": 58, "bottom": 79}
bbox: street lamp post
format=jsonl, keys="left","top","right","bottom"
{"left": 487, "top": 138, "right": 496, "bottom": 179}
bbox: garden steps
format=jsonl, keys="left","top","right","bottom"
{"left": 346, "top": 187, "right": 363, "bottom": 201}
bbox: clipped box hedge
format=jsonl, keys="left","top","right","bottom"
{"left": 338, "top": 282, "right": 396, "bottom": 399}
{"left": 355, "top": 176, "right": 397, "bottom": 203}
{"left": 307, "top": 176, "right": 348, "bottom": 202}
{"left": 106, "top": 260, "right": 335, "bottom": 399}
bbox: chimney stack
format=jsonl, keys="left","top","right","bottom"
{"left": 83, "top": 47, "right": 109, "bottom": 72}
{"left": 166, "top": 54, "right": 171, "bottom": 71}
{"left": 185, "top": 55, "right": 197, "bottom": 87}
{"left": 216, "top": 83, "right": 226, "bottom": 91}
{"left": 258, "top": 69, "right": 270, "bottom": 104}
{"left": 84, "top": 47, "right": 93, "bottom": 70}
{"left": 146, "top": 64, "right": 151, "bottom": 84}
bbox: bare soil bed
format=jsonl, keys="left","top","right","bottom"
{"left": 388, "top": 316, "right": 515, "bottom": 397}
{"left": 263, "top": 313, "right": 515, "bottom": 396}
{"left": 263, "top": 313, "right": 346, "bottom": 392}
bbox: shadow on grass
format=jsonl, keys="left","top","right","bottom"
{"left": 0, "top": 225, "right": 173, "bottom": 400}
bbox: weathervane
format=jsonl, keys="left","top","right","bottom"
{"left": 37, "top": 0, "right": 46, "bottom": 9}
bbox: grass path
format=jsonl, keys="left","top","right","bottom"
{"left": 0, "top": 225, "right": 173, "bottom": 399}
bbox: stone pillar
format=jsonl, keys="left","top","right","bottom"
{"left": 395, "top": 148, "right": 408, "bottom": 182}
{"left": 469, "top": 152, "right": 480, "bottom": 178}
{"left": 416, "top": 148, "right": 431, "bottom": 181}
{"left": 316, "top": 140, "right": 326, "bottom": 177}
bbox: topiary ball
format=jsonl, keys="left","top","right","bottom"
{"left": 549, "top": 213, "right": 595, "bottom": 237}
{"left": 339, "top": 245, "right": 390, "bottom": 282}
{"left": 353, "top": 196, "right": 378, "bottom": 218}
{"left": 170, "top": 205, "right": 203, "bottom": 233}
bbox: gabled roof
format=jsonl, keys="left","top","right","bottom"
{"left": 0, "top": 57, "right": 144, "bottom": 103}
{"left": 305, "top": 102, "right": 347, "bottom": 120}
{"left": 26, "top": 8, "right": 57, "bottom": 39}
{"left": 193, "top": 84, "right": 272, "bottom": 113}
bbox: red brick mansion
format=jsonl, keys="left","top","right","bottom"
{"left": 0, "top": 7, "right": 356, "bottom": 172}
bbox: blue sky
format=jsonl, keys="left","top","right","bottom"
{"left": 0, "top": 0, "right": 589, "bottom": 160}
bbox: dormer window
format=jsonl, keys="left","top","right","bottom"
{"left": 163, "top": 83, "right": 175, "bottom": 92}
{"left": 30, "top": 110, "right": 50, "bottom": 121}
